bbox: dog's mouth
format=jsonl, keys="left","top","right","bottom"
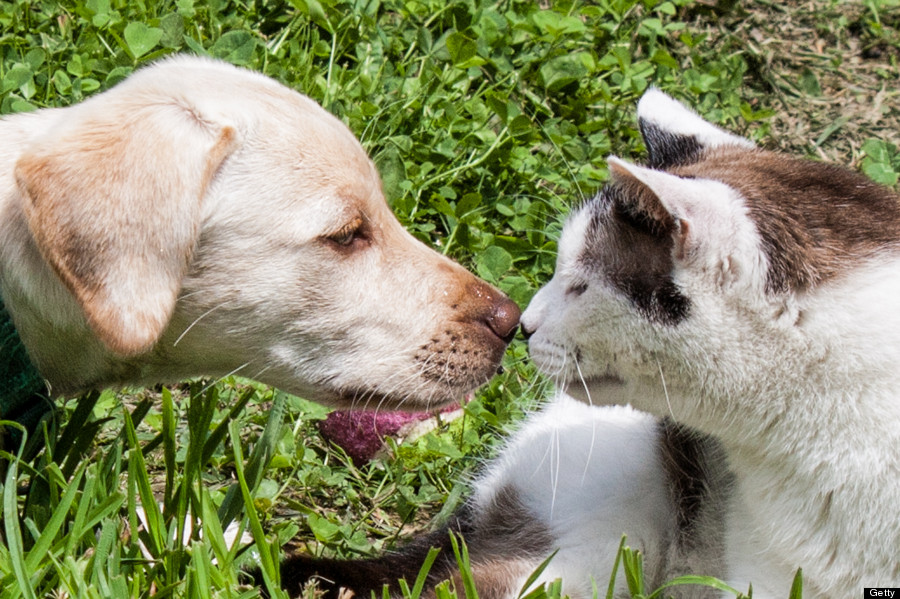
{"left": 295, "top": 288, "right": 519, "bottom": 413}
{"left": 331, "top": 385, "right": 467, "bottom": 413}
{"left": 476, "top": 319, "right": 520, "bottom": 347}
{"left": 329, "top": 325, "right": 513, "bottom": 412}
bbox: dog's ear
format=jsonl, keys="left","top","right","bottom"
{"left": 15, "top": 93, "right": 237, "bottom": 356}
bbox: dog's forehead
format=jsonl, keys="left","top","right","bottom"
{"left": 227, "top": 144, "right": 394, "bottom": 246}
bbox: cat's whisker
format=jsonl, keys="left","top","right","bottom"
{"left": 655, "top": 359, "right": 677, "bottom": 421}
{"left": 571, "top": 356, "right": 599, "bottom": 482}
{"left": 549, "top": 426, "right": 560, "bottom": 519}
{"left": 573, "top": 358, "right": 594, "bottom": 406}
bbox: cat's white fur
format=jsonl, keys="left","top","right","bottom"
{"left": 511, "top": 91, "right": 900, "bottom": 597}
{"left": 470, "top": 397, "right": 672, "bottom": 598}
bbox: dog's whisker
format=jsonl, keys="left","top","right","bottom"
{"left": 249, "top": 364, "right": 273, "bottom": 382}
{"left": 198, "top": 362, "right": 252, "bottom": 395}
{"left": 350, "top": 365, "right": 419, "bottom": 411}
{"left": 175, "top": 288, "right": 209, "bottom": 301}
{"left": 172, "top": 302, "right": 231, "bottom": 347}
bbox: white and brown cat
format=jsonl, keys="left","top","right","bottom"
{"left": 269, "top": 91, "right": 900, "bottom": 598}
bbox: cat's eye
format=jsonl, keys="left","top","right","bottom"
{"left": 566, "top": 281, "right": 588, "bottom": 297}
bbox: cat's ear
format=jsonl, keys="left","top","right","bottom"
{"left": 607, "top": 156, "right": 696, "bottom": 259}
{"left": 636, "top": 89, "right": 753, "bottom": 169}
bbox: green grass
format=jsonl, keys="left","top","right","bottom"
{"left": 1, "top": 0, "right": 899, "bottom": 597}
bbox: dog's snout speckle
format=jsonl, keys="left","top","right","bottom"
{"left": 412, "top": 276, "right": 520, "bottom": 393}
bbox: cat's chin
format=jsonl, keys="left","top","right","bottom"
{"left": 562, "top": 375, "right": 628, "bottom": 406}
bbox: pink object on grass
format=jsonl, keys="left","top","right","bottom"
{"left": 317, "top": 397, "right": 469, "bottom": 465}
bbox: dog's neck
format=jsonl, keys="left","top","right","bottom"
{"left": 0, "top": 293, "right": 52, "bottom": 439}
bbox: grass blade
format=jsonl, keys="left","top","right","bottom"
{"left": 218, "top": 389, "right": 285, "bottom": 528}
{"left": 162, "top": 386, "right": 177, "bottom": 510}
{"left": 3, "top": 453, "right": 38, "bottom": 599}
{"left": 202, "top": 385, "right": 257, "bottom": 465}
{"left": 788, "top": 569, "right": 803, "bottom": 599}
{"left": 55, "top": 391, "right": 101, "bottom": 472}
{"left": 24, "top": 462, "right": 85, "bottom": 571}
{"left": 516, "top": 549, "right": 559, "bottom": 599}
{"left": 449, "top": 533, "right": 478, "bottom": 599}
{"left": 123, "top": 407, "right": 165, "bottom": 559}
{"left": 648, "top": 575, "right": 746, "bottom": 599}
{"left": 409, "top": 546, "right": 442, "bottom": 599}
{"left": 606, "top": 536, "right": 627, "bottom": 599}
{"left": 229, "top": 421, "right": 281, "bottom": 596}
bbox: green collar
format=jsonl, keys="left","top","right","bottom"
{"left": 0, "top": 294, "right": 52, "bottom": 439}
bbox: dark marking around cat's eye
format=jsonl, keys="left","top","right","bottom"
{"left": 581, "top": 182, "right": 691, "bottom": 325}
{"left": 582, "top": 140, "right": 900, "bottom": 322}
{"left": 639, "top": 119, "right": 704, "bottom": 169}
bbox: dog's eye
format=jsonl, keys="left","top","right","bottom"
{"left": 330, "top": 229, "right": 357, "bottom": 246}
{"left": 325, "top": 218, "right": 368, "bottom": 249}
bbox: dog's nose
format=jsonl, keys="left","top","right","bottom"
{"left": 485, "top": 295, "right": 521, "bottom": 343}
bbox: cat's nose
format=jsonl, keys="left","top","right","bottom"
{"left": 518, "top": 285, "right": 548, "bottom": 341}
{"left": 520, "top": 323, "right": 535, "bottom": 340}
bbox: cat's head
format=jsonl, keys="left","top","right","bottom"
{"left": 521, "top": 90, "right": 900, "bottom": 427}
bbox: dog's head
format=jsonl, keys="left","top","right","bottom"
{"left": 12, "top": 57, "right": 519, "bottom": 410}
